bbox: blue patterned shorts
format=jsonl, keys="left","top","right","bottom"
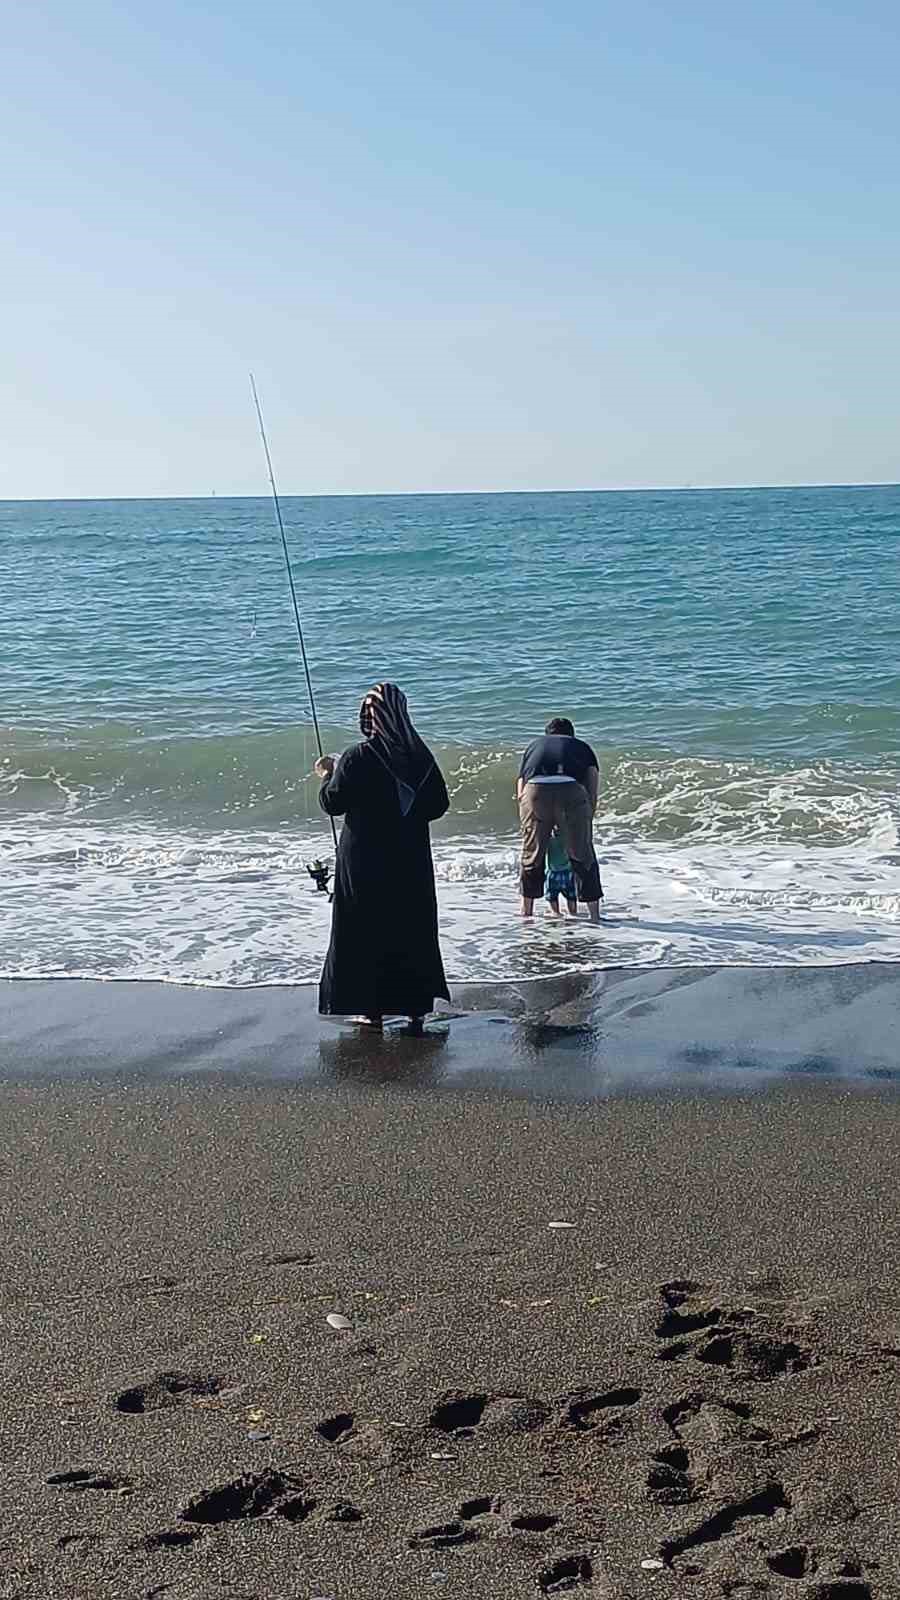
{"left": 546, "top": 867, "right": 577, "bottom": 902}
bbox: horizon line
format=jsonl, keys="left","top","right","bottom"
{"left": 2, "top": 478, "right": 899, "bottom": 504}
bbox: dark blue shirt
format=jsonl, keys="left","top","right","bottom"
{"left": 519, "top": 734, "right": 599, "bottom": 786}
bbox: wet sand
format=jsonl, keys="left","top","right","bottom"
{"left": 1, "top": 969, "right": 899, "bottom": 1597}
{"left": 3, "top": 961, "right": 900, "bottom": 1091}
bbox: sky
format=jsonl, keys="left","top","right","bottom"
{"left": 2, "top": 0, "right": 899, "bottom": 497}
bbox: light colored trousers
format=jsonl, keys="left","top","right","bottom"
{"left": 518, "top": 781, "right": 602, "bottom": 902}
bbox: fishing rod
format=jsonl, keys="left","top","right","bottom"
{"left": 250, "top": 374, "right": 339, "bottom": 860}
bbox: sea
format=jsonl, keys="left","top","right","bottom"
{"left": 4, "top": 487, "right": 900, "bottom": 988}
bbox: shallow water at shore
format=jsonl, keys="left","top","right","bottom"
{"left": 3, "top": 815, "right": 900, "bottom": 984}
{"left": 5, "top": 486, "right": 900, "bottom": 983}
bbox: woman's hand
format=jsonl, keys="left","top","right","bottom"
{"left": 315, "top": 755, "right": 336, "bottom": 780}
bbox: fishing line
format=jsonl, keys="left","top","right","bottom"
{"left": 250, "top": 374, "right": 338, "bottom": 857}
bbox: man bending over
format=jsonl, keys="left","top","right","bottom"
{"left": 516, "top": 716, "right": 603, "bottom": 923}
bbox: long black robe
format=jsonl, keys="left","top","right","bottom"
{"left": 318, "top": 740, "right": 451, "bottom": 1018}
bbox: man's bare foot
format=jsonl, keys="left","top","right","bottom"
{"left": 587, "top": 900, "right": 602, "bottom": 924}
{"left": 521, "top": 897, "right": 535, "bottom": 918}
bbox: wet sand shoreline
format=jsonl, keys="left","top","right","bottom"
{"left": 3, "top": 961, "right": 900, "bottom": 1093}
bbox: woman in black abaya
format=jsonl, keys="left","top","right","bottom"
{"left": 315, "top": 683, "right": 450, "bottom": 1025}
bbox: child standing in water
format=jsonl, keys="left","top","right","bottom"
{"left": 545, "top": 828, "right": 578, "bottom": 917}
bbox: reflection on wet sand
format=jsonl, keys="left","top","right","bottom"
{"left": 317, "top": 1024, "right": 449, "bottom": 1089}
{"left": 1, "top": 964, "right": 899, "bottom": 1094}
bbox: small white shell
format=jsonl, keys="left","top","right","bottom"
{"left": 641, "top": 1558, "right": 664, "bottom": 1571}
{"left": 548, "top": 1220, "right": 576, "bottom": 1229}
{"left": 326, "top": 1312, "right": 352, "bottom": 1331}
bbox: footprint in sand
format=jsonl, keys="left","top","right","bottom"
{"left": 180, "top": 1469, "right": 314, "bottom": 1526}
{"left": 179, "top": 1468, "right": 363, "bottom": 1531}
{"left": 409, "top": 1495, "right": 563, "bottom": 1551}
{"left": 646, "top": 1442, "right": 697, "bottom": 1505}
{"left": 46, "top": 1468, "right": 130, "bottom": 1492}
{"left": 659, "top": 1480, "right": 791, "bottom": 1569}
{"left": 115, "top": 1371, "right": 232, "bottom": 1414}
{"left": 314, "top": 1411, "right": 413, "bottom": 1464}
{"left": 428, "top": 1391, "right": 548, "bottom": 1440}
{"left": 662, "top": 1393, "right": 771, "bottom": 1445}
{"left": 655, "top": 1280, "right": 814, "bottom": 1380}
{"left": 538, "top": 1553, "right": 595, "bottom": 1592}
{"left": 561, "top": 1386, "right": 642, "bottom": 1437}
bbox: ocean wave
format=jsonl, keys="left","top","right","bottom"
{"left": 2, "top": 724, "right": 899, "bottom": 848}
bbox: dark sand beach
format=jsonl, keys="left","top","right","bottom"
{"left": 1, "top": 968, "right": 899, "bottom": 1598}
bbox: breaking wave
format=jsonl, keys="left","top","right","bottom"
{"left": 3, "top": 722, "right": 899, "bottom": 986}
{"left": 2, "top": 724, "right": 898, "bottom": 849}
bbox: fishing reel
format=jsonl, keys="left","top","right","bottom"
{"left": 306, "top": 858, "right": 332, "bottom": 895}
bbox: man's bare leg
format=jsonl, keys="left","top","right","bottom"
{"left": 521, "top": 896, "right": 535, "bottom": 918}
{"left": 586, "top": 901, "right": 601, "bottom": 924}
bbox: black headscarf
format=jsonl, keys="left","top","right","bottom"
{"left": 359, "top": 682, "right": 434, "bottom": 816}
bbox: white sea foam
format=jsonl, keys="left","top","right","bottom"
{"left": 2, "top": 818, "right": 900, "bottom": 987}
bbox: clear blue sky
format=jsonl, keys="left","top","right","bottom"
{"left": 3, "top": 0, "right": 899, "bottom": 496}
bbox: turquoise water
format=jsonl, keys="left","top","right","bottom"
{"left": 4, "top": 487, "right": 900, "bottom": 983}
